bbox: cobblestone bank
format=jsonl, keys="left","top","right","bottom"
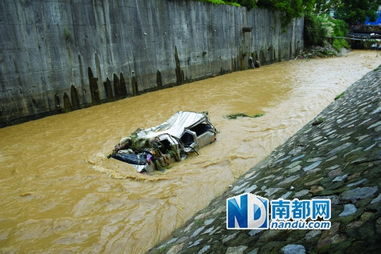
{"left": 149, "top": 65, "right": 381, "bottom": 254}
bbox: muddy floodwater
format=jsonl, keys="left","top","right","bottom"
{"left": 0, "top": 51, "right": 380, "bottom": 253}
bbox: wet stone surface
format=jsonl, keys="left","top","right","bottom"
{"left": 149, "top": 66, "right": 381, "bottom": 253}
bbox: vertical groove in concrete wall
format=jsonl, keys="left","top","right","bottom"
{"left": 0, "top": 0, "right": 304, "bottom": 126}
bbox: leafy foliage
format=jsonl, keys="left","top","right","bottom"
{"left": 235, "top": 0, "right": 258, "bottom": 9}
{"left": 194, "top": 0, "right": 378, "bottom": 50}
{"left": 304, "top": 14, "right": 328, "bottom": 46}
{"left": 315, "top": 0, "right": 381, "bottom": 24}
{"left": 197, "top": 0, "right": 381, "bottom": 26}
{"left": 330, "top": 18, "right": 349, "bottom": 50}
{"left": 197, "top": 0, "right": 241, "bottom": 7}
{"left": 314, "top": 0, "right": 341, "bottom": 14}
{"left": 304, "top": 13, "right": 349, "bottom": 50}
{"left": 199, "top": 0, "right": 316, "bottom": 24}
{"left": 256, "top": 0, "right": 315, "bottom": 24}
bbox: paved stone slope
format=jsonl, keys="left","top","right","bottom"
{"left": 149, "top": 65, "right": 381, "bottom": 254}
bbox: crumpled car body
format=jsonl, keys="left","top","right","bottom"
{"left": 109, "top": 111, "right": 217, "bottom": 173}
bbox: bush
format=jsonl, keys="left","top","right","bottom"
{"left": 205, "top": 0, "right": 225, "bottom": 4}
{"left": 304, "top": 14, "right": 326, "bottom": 46}
{"left": 236, "top": 0, "right": 257, "bottom": 9}
{"left": 332, "top": 38, "right": 349, "bottom": 51}
{"left": 331, "top": 18, "right": 348, "bottom": 37}
{"left": 304, "top": 13, "right": 349, "bottom": 50}
{"left": 197, "top": 0, "right": 242, "bottom": 7}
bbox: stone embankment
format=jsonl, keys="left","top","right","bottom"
{"left": 149, "top": 65, "right": 381, "bottom": 253}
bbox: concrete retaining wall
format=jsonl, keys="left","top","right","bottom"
{"left": 0, "top": 0, "right": 304, "bottom": 126}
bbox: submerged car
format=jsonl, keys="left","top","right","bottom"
{"left": 109, "top": 111, "right": 217, "bottom": 173}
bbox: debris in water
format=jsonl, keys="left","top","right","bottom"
{"left": 108, "top": 111, "right": 217, "bottom": 173}
{"left": 19, "top": 193, "right": 32, "bottom": 197}
{"left": 225, "top": 113, "right": 265, "bottom": 120}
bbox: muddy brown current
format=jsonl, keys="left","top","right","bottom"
{"left": 0, "top": 51, "right": 380, "bottom": 253}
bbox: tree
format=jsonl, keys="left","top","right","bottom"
{"left": 314, "top": 0, "right": 341, "bottom": 14}
{"left": 315, "top": 0, "right": 381, "bottom": 24}
{"left": 198, "top": 0, "right": 381, "bottom": 25}
{"left": 235, "top": 0, "right": 257, "bottom": 9}
{"left": 254, "top": 0, "right": 316, "bottom": 24}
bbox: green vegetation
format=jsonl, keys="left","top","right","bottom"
{"left": 304, "top": 14, "right": 329, "bottom": 46}
{"left": 197, "top": 0, "right": 259, "bottom": 8}
{"left": 197, "top": 0, "right": 381, "bottom": 26}
{"left": 63, "top": 27, "right": 72, "bottom": 43}
{"left": 198, "top": 0, "right": 314, "bottom": 23}
{"left": 304, "top": 13, "right": 349, "bottom": 51}
{"left": 312, "top": 117, "right": 324, "bottom": 126}
{"left": 196, "top": 0, "right": 380, "bottom": 52}
{"left": 303, "top": 0, "right": 381, "bottom": 51}
{"left": 335, "top": 92, "right": 345, "bottom": 100}
{"left": 315, "top": 0, "right": 381, "bottom": 25}
{"left": 330, "top": 18, "right": 349, "bottom": 51}
{"left": 226, "top": 113, "right": 265, "bottom": 119}
{"left": 197, "top": 0, "right": 241, "bottom": 7}
{"left": 256, "top": 0, "right": 315, "bottom": 24}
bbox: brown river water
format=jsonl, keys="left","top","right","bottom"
{"left": 0, "top": 51, "right": 380, "bottom": 253}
